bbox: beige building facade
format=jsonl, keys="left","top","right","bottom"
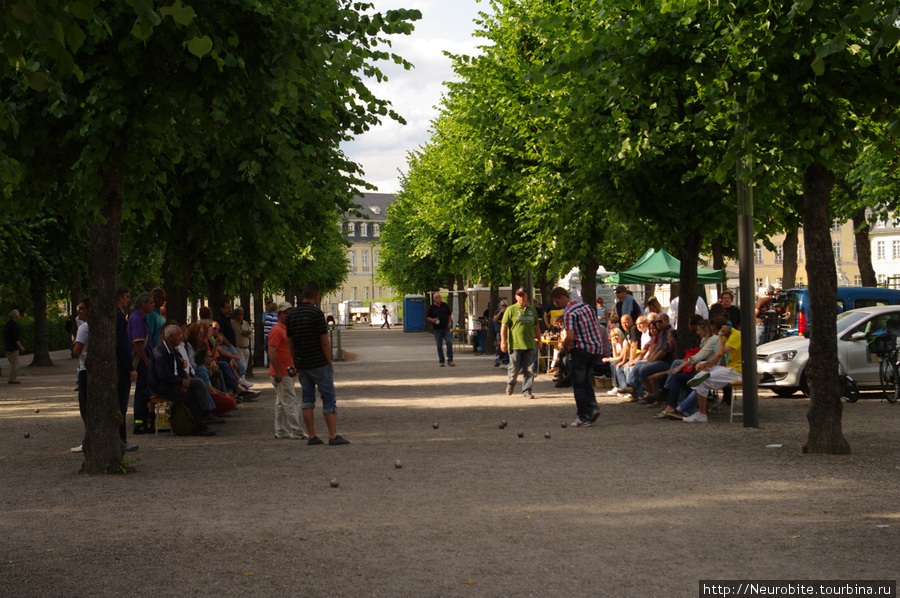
{"left": 733, "top": 219, "right": 865, "bottom": 292}
{"left": 321, "top": 192, "right": 395, "bottom": 307}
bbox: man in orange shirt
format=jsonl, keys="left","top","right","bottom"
{"left": 268, "top": 302, "right": 308, "bottom": 440}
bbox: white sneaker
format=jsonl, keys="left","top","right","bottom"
{"left": 291, "top": 430, "right": 310, "bottom": 440}
{"left": 71, "top": 445, "right": 82, "bottom": 453}
{"left": 682, "top": 412, "right": 708, "bottom": 423}
{"left": 606, "top": 387, "right": 620, "bottom": 396}
{"left": 241, "top": 377, "right": 254, "bottom": 388}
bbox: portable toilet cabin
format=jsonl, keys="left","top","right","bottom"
{"left": 403, "top": 295, "right": 426, "bottom": 332}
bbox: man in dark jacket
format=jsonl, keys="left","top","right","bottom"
{"left": 149, "top": 325, "right": 216, "bottom": 437}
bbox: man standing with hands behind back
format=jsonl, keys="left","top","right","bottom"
{"left": 500, "top": 288, "right": 542, "bottom": 400}
{"left": 286, "top": 283, "right": 349, "bottom": 446}
{"left": 426, "top": 292, "right": 454, "bottom": 367}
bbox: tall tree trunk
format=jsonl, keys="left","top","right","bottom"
{"left": 28, "top": 277, "right": 53, "bottom": 366}
{"left": 674, "top": 237, "right": 702, "bottom": 357}
{"left": 253, "top": 276, "right": 266, "bottom": 368}
{"left": 83, "top": 163, "right": 126, "bottom": 474}
{"left": 208, "top": 275, "right": 227, "bottom": 319}
{"left": 163, "top": 238, "right": 195, "bottom": 327}
{"left": 456, "top": 274, "right": 467, "bottom": 328}
{"left": 446, "top": 274, "right": 456, "bottom": 324}
{"left": 487, "top": 285, "right": 499, "bottom": 350}
{"left": 642, "top": 284, "right": 655, "bottom": 307}
{"left": 711, "top": 239, "right": 725, "bottom": 296}
{"left": 782, "top": 228, "right": 799, "bottom": 289}
{"left": 536, "top": 260, "right": 553, "bottom": 309}
{"left": 510, "top": 267, "right": 522, "bottom": 299}
{"left": 802, "top": 164, "right": 849, "bottom": 455}
{"left": 579, "top": 257, "right": 598, "bottom": 309}
{"left": 853, "top": 209, "right": 877, "bottom": 287}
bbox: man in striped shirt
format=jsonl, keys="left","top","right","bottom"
{"left": 551, "top": 287, "right": 602, "bottom": 428}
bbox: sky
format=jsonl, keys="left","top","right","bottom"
{"left": 340, "top": 0, "right": 489, "bottom": 194}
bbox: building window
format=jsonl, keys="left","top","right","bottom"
{"left": 832, "top": 219, "right": 841, "bottom": 231}
{"left": 352, "top": 287, "right": 357, "bottom": 300}
{"left": 854, "top": 276, "right": 862, "bottom": 286}
{"left": 373, "top": 249, "right": 379, "bottom": 268}
{"left": 348, "top": 250, "right": 356, "bottom": 271}
{"left": 754, "top": 245, "right": 763, "bottom": 264}
{"left": 877, "top": 218, "right": 887, "bottom": 228}
{"left": 360, "top": 222, "right": 368, "bottom": 237}
{"left": 877, "top": 241, "right": 886, "bottom": 260}
{"left": 362, "top": 249, "right": 370, "bottom": 272}
{"left": 774, "top": 245, "right": 783, "bottom": 264}
{"left": 797, "top": 278, "right": 804, "bottom": 286}
{"left": 853, "top": 243, "right": 858, "bottom": 261}
{"left": 893, "top": 240, "right": 900, "bottom": 260}
{"left": 878, "top": 274, "right": 887, "bottom": 286}
{"left": 797, "top": 245, "right": 803, "bottom": 262}
{"left": 347, "top": 223, "right": 355, "bottom": 237}
{"left": 373, "top": 224, "right": 380, "bottom": 237}
{"left": 832, "top": 241, "right": 842, "bottom": 262}
{"left": 755, "top": 277, "right": 764, "bottom": 290}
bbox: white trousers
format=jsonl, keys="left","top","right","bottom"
{"left": 694, "top": 365, "right": 742, "bottom": 398}
{"left": 272, "top": 375, "right": 305, "bottom": 438}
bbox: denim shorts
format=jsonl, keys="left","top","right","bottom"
{"left": 297, "top": 364, "right": 336, "bottom": 414}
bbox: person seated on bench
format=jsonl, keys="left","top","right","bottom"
{"left": 149, "top": 325, "right": 217, "bottom": 436}
{"left": 193, "top": 347, "right": 237, "bottom": 416}
{"left": 674, "top": 316, "right": 742, "bottom": 423}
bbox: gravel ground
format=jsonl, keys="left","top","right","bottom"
{"left": 1, "top": 327, "right": 898, "bottom": 597}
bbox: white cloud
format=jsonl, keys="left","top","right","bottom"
{"left": 341, "top": 0, "right": 488, "bottom": 194}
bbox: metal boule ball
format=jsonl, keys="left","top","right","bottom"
{"left": 561, "top": 421, "right": 567, "bottom": 428}
{"left": 34, "top": 409, "right": 40, "bottom": 414}
{"left": 433, "top": 422, "right": 439, "bottom": 429}
{"left": 394, "top": 461, "right": 402, "bottom": 469}
{"left": 24, "top": 432, "right": 30, "bottom": 438}
{"left": 330, "top": 478, "right": 339, "bottom": 488}
{"left": 517, "top": 431, "right": 524, "bottom": 438}
{"left": 545, "top": 432, "right": 551, "bottom": 439}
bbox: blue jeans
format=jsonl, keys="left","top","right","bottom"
{"left": 663, "top": 360, "right": 683, "bottom": 389}
{"left": 433, "top": 328, "right": 454, "bottom": 364}
{"left": 569, "top": 349, "right": 599, "bottom": 420}
{"left": 667, "top": 371, "right": 695, "bottom": 408}
{"left": 678, "top": 390, "right": 698, "bottom": 415}
{"left": 298, "top": 364, "right": 337, "bottom": 414}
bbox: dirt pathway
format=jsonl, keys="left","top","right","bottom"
{"left": 1, "top": 327, "right": 898, "bottom": 597}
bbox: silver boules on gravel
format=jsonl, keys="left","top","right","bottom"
{"left": 561, "top": 421, "right": 567, "bottom": 428}
{"left": 24, "top": 432, "right": 30, "bottom": 438}
{"left": 545, "top": 432, "right": 551, "bottom": 439}
{"left": 330, "top": 478, "right": 339, "bottom": 488}
{"left": 394, "top": 461, "right": 403, "bottom": 469}
{"left": 432, "top": 422, "right": 439, "bottom": 429}
{"left": 517, "top": 431, "right": 524, "bottom": 438}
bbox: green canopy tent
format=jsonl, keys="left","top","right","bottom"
{"left": 599, "top": 248, "right": 724, "bottom": 285}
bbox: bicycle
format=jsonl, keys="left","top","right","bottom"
{"left": 867, "top": 331, "right": 900, "bottom": 403}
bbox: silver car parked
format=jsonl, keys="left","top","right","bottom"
{"left": 756, "top": 305, "right": 900, "bottom": 397}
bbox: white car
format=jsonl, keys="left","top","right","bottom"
{"left": 756, "top": 305, "right": 900, "bottom": 397}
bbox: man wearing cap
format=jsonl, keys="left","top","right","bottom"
{"left": 269, "top": 302, "right": 308, "bottom": 440}
{"left": 614, "top": 285, "right": 643, "bottom": 330}
{"left": 500, "top": 289, "right": 542, "bottom": 399}
{"left": 551, "top": 286, "right": 603, "bottom": 427}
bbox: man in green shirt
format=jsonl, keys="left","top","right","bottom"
{"left": 500, "top": 288, "right": 543, "bottom": 399}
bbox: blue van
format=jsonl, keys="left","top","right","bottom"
{"left": 774, "top": 286, "right": 900, "bottom": 337}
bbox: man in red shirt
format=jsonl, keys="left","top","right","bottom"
{"left": 268, "top": 302, "right": 308, "bottom": 440}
